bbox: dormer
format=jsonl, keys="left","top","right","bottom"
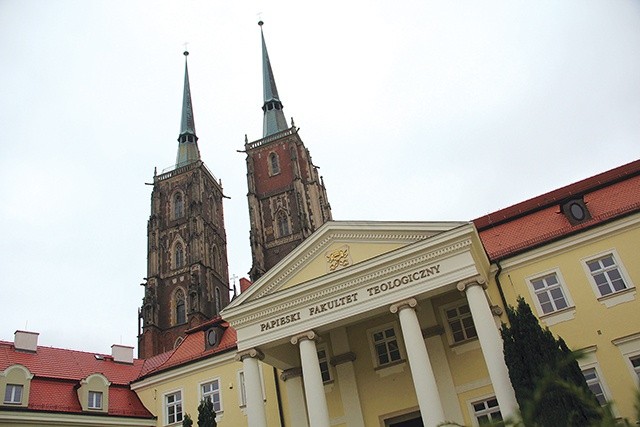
{"left": 78, "top": 373, "right": 110, "bottom": 413}
{"left": 0, "top": 364, "right": 33, "bottom": 408}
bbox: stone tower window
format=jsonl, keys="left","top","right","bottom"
{"left": 175, "top": 289, "right": 186, "bottom": 324}
{"left": 215, "top": 287, "right": 221, "bottom": 314}
{"left": 211, "top": 245, "right": 220, "bottom": 271}
{"left": 276, "top": 211, "right": 290, "bottom": 237}
{"left": 174, "top": 242, "right": 185, "bottom": 269}
{"left": 173, "top": 192, "right": 184, "bottom": 219}
{"left": 268, "top": 152, "right": 280, "bottom": 176}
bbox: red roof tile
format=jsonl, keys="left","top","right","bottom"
{"left": 475, "top": 160, "right": 640, "bottom": 260}
{"left": 0, "top": 341, "right": 153, "bottom": 419}
{"left": 137, "top": 322, "right": 237, "bottom": 379}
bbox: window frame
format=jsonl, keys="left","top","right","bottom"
{"left": 237, "top": 365, "right": 266, "bottom": 408}
{"left": 367, "top": 322, "right": 405, "bottom": 369}
{"left": 317, "top": 343, "right": 332, "bottom": 383}
{"left": 200, "top": 378, "right": 223, "bottom": 414}
{"left": 87, "top": 390, "right": 103, "bottom": 410}
{"left": 276, "top": 210, "right": 290, "bottom": 238}
{"left": 582, "top": 250, "right": 634, "bottom": 306}
{"left": 173, "top": 191, "right": 184, "bottom": 219}
{"left": 469, "top": 395, "right": 502, "bottom": 427}
{"left": 164, "top": 389, "right": 183, "bottom": 425}
{"left": 3, "top": 384, "right": 23, "bottom": 404}
{"left": 582, "top": 367, "right": 607, "bottom": 406}
{"left": 577, "top": 349, "right": 613, "bottom": 409}
{"left": 525, "top": 269, "right": 575, "bottom": 323}
{"left": 268, "top": 152, "right": 280, "bottom": 176}
{"left": 441, "top": 300, "right": 478, "bottom": 346}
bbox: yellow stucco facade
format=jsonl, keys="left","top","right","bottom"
{"left": 493, "top": 213, "right": 640, "bottom": 419}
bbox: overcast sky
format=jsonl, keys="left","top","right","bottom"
{"left": 1, "top": 1, "right": 639, "bottom": 355}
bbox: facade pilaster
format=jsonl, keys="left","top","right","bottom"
{"left": 390, "top": 298, "right": 445, "bottom": 427}
{"left": 291, "top": 331, "right": 330, "bottom": 427}
{"left": 457, "top": 278, "right": 519, "bottom": 421}
{"left": 235, "top": 349, "right": 267, "bottom": 427}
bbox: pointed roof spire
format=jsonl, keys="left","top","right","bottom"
{"left": 176, "top": 50, "right": 200, "bottom": 167}
{"left": 259, "top": 21, "right": 288, "bottom": 137}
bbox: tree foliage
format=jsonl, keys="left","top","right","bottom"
{"left": 500, "top": 297, "right": 601, "bottom": 426}
{"left": 197, "top": 398, "right": 217, "bottom": 427}
{"left": 182, "top": 414, "right": 193, "bottom": 427}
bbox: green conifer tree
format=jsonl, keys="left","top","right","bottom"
{"left": 501, "top": 297, "right": 601, "bottom": 426}
{"left": 197, "top": 398, "right": 217, "bottom": 427}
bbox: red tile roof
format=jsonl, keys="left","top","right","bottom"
{"left": 475, "top": 159, "right": 640, "bottom": 260}
{"left": 0, "top": 340, "right": 153, "bottom": 419}
{"left": 136, "top": 318, "right": 237, "bottom": 380}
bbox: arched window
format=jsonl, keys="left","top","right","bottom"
{"left": 211, "top": 245, "right": 219, "bottom": 271}
{"left": 175, "top": 242, "right": 185, "bottom": 268}
{"left": 173, "top": 192, "right": 184, "bottom": 219}
{"left": 175, "top": 289, "right": 186, "bottom": 324}
{"left": 268, "top": 152, "right": 280, "bottom": 175}
{"left": 277, "top": 211, "right": 290, "bottom": 237}
{"left": 215, "top": 287, "right": 221, "bottom": 314}
{"left": 174, "top": 336, "right": 184, "bottom": 349}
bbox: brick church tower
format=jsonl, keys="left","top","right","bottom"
{"left": 245, "top": 22, "right": 332, "bottom": 281}
{"left": 138, "top": 52, "right": 230, "bottom": 358}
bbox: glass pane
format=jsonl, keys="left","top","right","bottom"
{"left": 373, "top": 332, "right": 383, "bottom": 342}
{"left": 384, "top": 328, "right": 396, "bottom": 339}
{"left": 459, "top": 305, "right": 470, "bottom": 315}
{"left": 601, "top": 256, "right": 614, "bottom": 267}
{"left": 532, "top": 279, "right": 544, "bottom": 290}
{"left": 547, "top": 275, "right": 558, "bottom": 285}
{"left": 587, "top": 261, "right": 600, "bottom": 272}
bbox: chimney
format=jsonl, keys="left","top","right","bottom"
{"left": 14, "top": 330, "right": 38, "bottom": 352}
{"left": 111, "top": 344, "right": 134, "bottom": 364}
{"left": 239, "top": 277, "right": 252, "bottom": 293}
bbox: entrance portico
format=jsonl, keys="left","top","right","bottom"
{"left": 222, "top": 221, "right": 518, "bottom": 427}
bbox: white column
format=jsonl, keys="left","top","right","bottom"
{"left": 390, "top": 298, "right": 446, "bottom": 427}
{"left": 281, "top": 368, "right": 309, "bottom": 427}
{"left": 291, "top": 331, "right": 330, "bottom": 427}
{"left": 329, "top": 328, "right": 365, "bottom": 427}
{"left": 457, "top": 278, "right": 519, "bottom": 421}
{"left": 235, "top": 349, "right": 267, "bottom": 427}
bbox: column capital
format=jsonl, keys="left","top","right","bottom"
{"left": 390, "top": 298, "right": 417, "bottom": 314}
{"left": 456, "top": 276, "right": 487, "bottom": 292}
{"left": 234, "top": 348, "right": 264, "bottom": 362}
{"left": 280, "top": 367, "right": 303, "bottom": 381}
{"left": 290, "top": 330, "right": 317, "bottom": 345}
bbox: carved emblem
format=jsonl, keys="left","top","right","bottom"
{"left": 326, "top": 245, "right": 351, "bottom": 271}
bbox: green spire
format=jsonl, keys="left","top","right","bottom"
{"left": 176, "top": 51, "right": 200, "bottom": 167}
{"left": 259, "top": 21, "right": 288, "bottom": 137}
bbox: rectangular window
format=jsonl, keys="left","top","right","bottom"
{"left": 586, "top": 254, "right": 628, "bottom": 296}
{"left": 372, "top": 327, "right": 402, "bottom": 366}
{"left": 582, "top": 368, "right": 607, "bottom": 405}
{"left": 631, "top": 355, "right": 640, "bottom": 382}
{"left": 201, "top": 379, "right": 221, "bottom": 413}
{"left": 446, "top": 303, "right": 477, "bottom": 343}
{"left": 530, "top": 273, "right": 569, "bottom": 314}
{"left": 88, "top": 391, "right": 102, "bottom": 410}
{"left": 4, "top": 384, "right": 23, "bottom": 404}
{"left": 165, "top": 391, "right": 183, "bottom": 424}
{"left": 317, "top": 347, "right": 331, "bottom": 383}
{"left": 472, "top": 397, "right": 502, "bottom": 426}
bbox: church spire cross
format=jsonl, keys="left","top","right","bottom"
{"left": 259, "top": 21, "right": 288, "bottom": 137}
{"left": 176, "top": 50, "right": 201, "bottom": 167}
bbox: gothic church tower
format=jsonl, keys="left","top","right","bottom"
{"left": 245, "top": 22, "right": 332, "bottom": 281}
{"left": 139, "top": 52, "right": 230, "bottom": 358}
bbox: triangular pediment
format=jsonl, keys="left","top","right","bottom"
{"left": 226, "top": 221, "right": 467, "bottom": 308}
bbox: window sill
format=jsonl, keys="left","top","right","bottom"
{"left": 539, "top": 306, "right": 576, "bottom": 326}
{"left": 598, "top": 287, "right": 636, "bottom": 308}
{"left": 374, "top": 359, "right": 406, "bottom": 377}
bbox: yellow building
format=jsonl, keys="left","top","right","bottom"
{"left": 223, "top": 220, "right": 519, "bottom": 427}
{"left": 475, "top": 159, "right": 640, "bottom": 420}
